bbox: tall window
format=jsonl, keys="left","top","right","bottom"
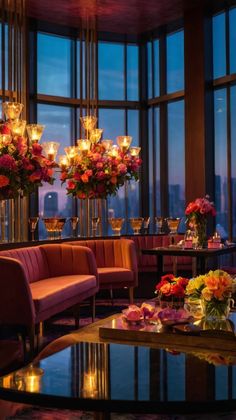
{"left": 213, "top": 7, "right": 236, "bottom": 239}
{"left": 147, "top": 29, "right": 185, "bottom": 220}
{"left": 33, "top": 31, "right": 140, "bottom": 238}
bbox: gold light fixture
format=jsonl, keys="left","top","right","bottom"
{"left": 26, "top": 124, "right": 45, "bottom": 144}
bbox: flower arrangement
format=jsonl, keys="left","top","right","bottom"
{"left": 186, "top": 269, "right": 235, "bottom": 320}
{"left": 61, "top": 143, "right": 142, "bottom": 199}
{"left": 191, "top": 352, "right": 236, "bottom": 366}
{"left": 155, "top": 274, "right": 189, "bottom": 300}
{"left": 0, "top": 123, "right": 56, "bottom": 199}
{"left": 185, "top": 195, "right": 216, "bottom": 247}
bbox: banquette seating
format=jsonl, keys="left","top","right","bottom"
{"left": 66, "top": 238, "right": 138, "bottom": 303}
{"left": 0, "top": 243, "right": 98, "bottom": 352}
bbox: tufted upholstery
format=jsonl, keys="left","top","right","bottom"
{"left": 0, "top": 244, "right": 98, "bottom": 350}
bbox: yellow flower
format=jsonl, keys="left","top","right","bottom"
{"left": 201, "top": 287, "right": 213, "bottom": 301}
{"left": 186, "top": 275, "right": 205, "bottom": 295}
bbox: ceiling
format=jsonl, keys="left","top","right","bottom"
{"left": 26, "top": 0, "right": 230, "bottom": 35}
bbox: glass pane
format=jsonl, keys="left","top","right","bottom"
{"left": 37, "top": 33, "right": 72, "bottom": 97}
{"left": 213, "top": 13, "right": 226, "bottom": 79}
{"left": 98, "top": 42, "right": 124, "bottom": 100}
{"left": 154, "top": 39, "right": 160, "bottom": 97}
{"left": 231, "top": 86, "right": 236, "bottom": 237}
{"left": 148, "top": 108, "right": 154, "bottom": 231}
{"left": 229, "top": 8, "right": 236, "bottom": 74}
{"left": 214, "top": 89, "right": 228, "bottom": 235}
{"left": 127, "top": 110, "right": 140, "bottom": 223}
{"left": 127, "top": 44, "right": 139, "bottom": 101}
{"left": 98, "top": 109, "right": 126, "bottom": 233}
{"left": 154, "top": 107, "right": 161, "bottom": 218}
{"left": 0, "top": 24, "right": 8, "bottom": 90}
{"left": 168, "top": 100, "right": 185, "bottom": 217}
{"left": 167, "top": 30, "right": 184, "bottom": 93}
{"left": 37, "top": 104, "right": 73, "bottom": 239}
{"left": 147, "top": 41, "right": 153, "bottom": 99}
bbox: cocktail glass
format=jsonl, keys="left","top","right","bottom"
{"left": 92, "top": 217, "right": 100, "bottom": 237}
{"left": 108, "top": 218, "right": 124, "bottom": 236}
{"left": 28, "top": 217, "right": 39, "bottom": 241}
{"left": 143, "top": 216, "right": 150, "bottom": 234}
{"left": 155, "top": 216, "right": 164, "bottom": 234}
{"left": 166, "top": 217, "right": 181, "bottom": 245}
{"left": 70, "top": 217, "right": 79, "bottom": 237}
{"left": 129, "top": 217, "right": 144, "bottom": 235}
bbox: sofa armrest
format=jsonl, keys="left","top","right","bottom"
{"left": 0, "top": 257, "right": 35, "bottom": 327}
{"left": 115, "top": 239, "right": 138, "bottom": 272}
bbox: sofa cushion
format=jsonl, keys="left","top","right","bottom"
{"left": 98, "top": 267, "right": 134, "bottom": 287}
{"left": 31, "top": 274, "right": 97, "bottom": 314}
{"left": 0, "top": 247, "right": 50, "bottom": 283}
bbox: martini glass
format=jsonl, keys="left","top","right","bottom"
{"left": 28, "top": 217, "right": 39, "bottom": 241}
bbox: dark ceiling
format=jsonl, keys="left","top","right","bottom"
{"left": 26, "top": 0, "right": 234, "bottom": 34}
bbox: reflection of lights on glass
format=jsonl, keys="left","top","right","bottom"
{"left": 82, "top": 371, "right": 98, "bottom": 398}
{"left": 109, "top": 145, "right": 119, "bottom": 157}
{"left": 15, "top": 365, "right": 44, "bottom": 393}
{"left": 59, "top": 155, "right": 69, "bottom": 170}
{"left": 9, "top": 119, "right": 26, "bottom": 136}
{"left": 129, "top": 146, "right": 141, "bottom": 157}
{"left": 3, "top": 101, "right": 24, "bottom": 120}
{"left": 64, "top": 146, "right": 79, "bottom": 165}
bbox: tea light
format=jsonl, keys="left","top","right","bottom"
{"left": 130, "top": 146, "right": 141, "bottom": 157}
{"left": 59, "top": 155, "right": 69, "bottom": 170}
{"left": 109, "top": 145, "right": 119, "bottom": 157}
{"left": 9, "top": 119, "right": 26, "bottom": 136}
{"left": 90, "top": 128, "right": 103, "bottom": 143}
{"left": 26, "top": 124, "right": 45, "bottom": 143}
{"left": 2, "top": 101, "right": 23, "bottom": 120}
{"left": 64, "top": 146, "right": 79, "bottom": 165}
{"left": 117, "top": 135, "right": 132, "bottom": 153}
{"left": 42, "top": 142, "right": 60, "bottom": 161}
{"left": 101, "top": 139, "right": 113, "bottom": 151}
{"left": 77, "top": 139, "right": 91, "bottom": 155}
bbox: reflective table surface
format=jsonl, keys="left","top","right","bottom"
{"left": 1, "top": 328, "right": 236, "bottom": 414}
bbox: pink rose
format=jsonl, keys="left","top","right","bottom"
{"left": 97, "top": 171, "right": 106, "bottom": 180}
{"left": 123, "top": 305, "right": 142, "bottom": 321}
{"left": 118, "top": 163, "right": 127, "bottom": 174}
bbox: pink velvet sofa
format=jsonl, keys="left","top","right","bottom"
{"left": 66, "top": 238, "right": 138, "bottom": 303}
{"left": 0, "top": 244, "right": 98, "bottom": 352}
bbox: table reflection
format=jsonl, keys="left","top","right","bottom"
{"left": 1, "top": 337, "right": 236, "bottom": 410}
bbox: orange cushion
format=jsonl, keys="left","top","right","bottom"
{"left": 98, "top": 267, "right": 134, "bottom": 285}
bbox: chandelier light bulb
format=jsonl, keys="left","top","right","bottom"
{"left": 42, "top": 142, "right": 60, "bottom": 161}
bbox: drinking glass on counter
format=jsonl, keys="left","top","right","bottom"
{"left": 129, "top": 217, "right": 144, "bottom": 235}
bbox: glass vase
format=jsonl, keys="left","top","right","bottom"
{"left": 158, "top": 297, "right": 185, "bottom": 311}
{"left": 78, "top": 198, "right": 107, "bottom": 237}
{"left": 201, "top": 297, "right": 234, "bottom": 322}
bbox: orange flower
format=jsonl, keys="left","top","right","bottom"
{"left": 0, "top": 175, "right": 10, "bottom": 187}
{"left": 81, "top": 173, "right": 89, "bottom": 183}
{"left": 205, "top": 275, "right": 219, "bottom": 291}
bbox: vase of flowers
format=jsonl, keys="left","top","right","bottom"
{"left": 186, "top": 269, "right": 235, "bottom": 322}
{"left": 185, "top": 195, "right": 216, "bottom": 248}
{"left": 155, "top": 274, "right": 189, "bottom": 310}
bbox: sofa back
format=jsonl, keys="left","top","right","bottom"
{"left": 67, "top": 239, "right": 136, "bottom": 269}
{"left": 0, "top": 246, "right": 50, "bottom": 283}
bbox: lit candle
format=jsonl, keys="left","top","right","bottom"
{"left": 116, "top": 135, "right": 132, "bottom": 153}
{"left": 10, "top": 119, "right": 26, "bottom": 136}
{"left": 109, "top": 145, "right": 119, "bottom": 157}
{"left": 59, "top": 155, "right": 69, "bottom": 170}
{"left": 77, "top": 139, "right": 91, "bottom": 155}
{"left": 129, "top": 146, "right": 141, "bottom": 157}
{"left": 64, "top": 146, "right": 79, "bottom": 165}
{"left": 42, "top": 142, "right": 60, "bottom": 161}
{"left": 26, "top": 124, "right": 45, "bottom": 143}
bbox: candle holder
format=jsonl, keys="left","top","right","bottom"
{"left": 59, "top": 155, "right": 69, "bottom": 171}
{"left": 77, "top": 139, "right": 91, "bottom": 155}
{"left": 2, "top": 101, "right": 23, "bottom": 120}
{"left": 8, "top": 119, "right": 26, "bottom": 136}
{"left": 42, "top": 142, "right": 60, "bottom": 161}
{"left": 90, "top": 129, "right": 103, "bottom": 143}
{"left": 101, "top": 139, "right": 113, "bottom": 151}
{"left": 15, "top": 364, "right": 44, "bottom": 393}
{"left": 43, "top": 217, "right": 66, "bottom": 240}
{"left": 26, "top": 124, "right": 45, "bottom": 144}
{"left": 108, "top": 217, "right": 124, "bottom": 236}
{"left": 80, "top": 115, "right": 97, "bottom": 132}
{"left": 129, "top": 217, "right": 144, "bottom": 235}
{"left": 116, "top": 136, "right": 132, "bottom": 153}
{"left": 166, "top": 217, "right": 181, "bottom": 245}
{"left": 64, "top": 146, "right": 79, "bottom": 165}
{"left": 129, "top": 146, "right": 141, "bottom": 157}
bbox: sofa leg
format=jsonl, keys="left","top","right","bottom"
{"left": 109, "top": 288, "right": 114, "bottom": 306}
{"left": 90, "top": 295, "right": 96, "bottom": 322}
{"left": 28, "top": 325, "right": 36, "bottom": 357}
{"left": 73, "top": 304, "right": 80, "bottom": 329}
{"left": 129, "top": 287, "right": 134, "bottom": 304}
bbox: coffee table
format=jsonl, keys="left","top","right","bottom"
{"left": 1, "top": 314, "right": 236, "bottom": 415}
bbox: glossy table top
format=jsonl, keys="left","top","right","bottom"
{"left": 1, "top": 315, "right": 236, "bottom": 414}
{"left": 142, "top": 243, "right": 236, "bottom": 257}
